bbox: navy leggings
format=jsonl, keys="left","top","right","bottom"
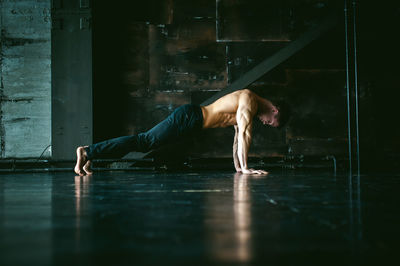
{"left": 84, "top": 104, "right": 204, "bottom": 159}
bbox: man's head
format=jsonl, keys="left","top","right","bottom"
{"left": 257, "top": 100, "right": 291, "bottom": 129}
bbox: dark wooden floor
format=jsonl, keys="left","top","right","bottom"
{"left": 0, "top": 170, "right": 398, "bottom": 265}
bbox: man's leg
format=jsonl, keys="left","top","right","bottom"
{"left": 74, "top": 135, "right": 145, "bottom": 176}
{"left": 74, "top": 104, "right": 203, "bottom": 175}
{"left": 74, "top": 114, "right": 179, "bottom": 176}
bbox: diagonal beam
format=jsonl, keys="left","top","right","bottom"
{"left": 201, "top": 13, "right": 338, "bottom": 106}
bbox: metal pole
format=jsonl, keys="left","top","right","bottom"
{"left": 353, "top": 0, "right": 361, "bottom": 175}
{"left": 352, "top": 1, "right": 362, "bottom": 241}
{"left": 344, "top": 0, "right": 353, "bottom": 174}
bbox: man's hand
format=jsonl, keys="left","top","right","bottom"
{"left": 241, "top": 168, "right": 268, "bottom": 175}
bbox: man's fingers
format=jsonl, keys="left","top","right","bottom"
{"left": 253, "top": 169, "right": 268, "bottom": 175}
{"left": 242, "top": 169, "right": 269, "bottom": 175}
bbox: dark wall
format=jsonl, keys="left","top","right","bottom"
{"left": 93, "top": 0, "right": 224, "bottom": 140}
{"left": 92, "top": 0, "right": 400, "bottom": 171}
{"left": 356, "top": 2, "right": 400, "bottom": 170}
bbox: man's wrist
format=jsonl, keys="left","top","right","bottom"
{"left": 241, "top": 167, "right": 251, "bottom": 173}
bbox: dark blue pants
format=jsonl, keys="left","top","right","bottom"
{"left": 84, "top": 104, "right": 204, "bottom": 159}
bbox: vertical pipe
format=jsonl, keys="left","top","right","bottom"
{"left": 344, "top": 0, "right": 353, "bottom": 174}
{"left": 353, "top": 3, "right": 362, "bottom": 240}
{"left": 353, "top": 0, "right": 361, "bottom": 175}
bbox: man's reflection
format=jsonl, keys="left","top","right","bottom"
{"left": 74, "top": 175, "right": 91, "bottom": 242}
{"left": 233, "top": 172, "right": 252, "bottom": 262}
{"left": 206, "top": 173, "right": 265, "bottom": 263}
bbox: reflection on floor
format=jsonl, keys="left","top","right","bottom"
{"left": 0, "top": 170, "right": 398, "bottom": 265}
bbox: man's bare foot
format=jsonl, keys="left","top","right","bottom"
{"left": 83, "top": 160, "right": 93, "bottom": 175}
{"left": 74, "top": 146, "right": 89, "bottom": 176}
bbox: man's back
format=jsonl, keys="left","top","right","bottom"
{"left": 201, "top": 89, "right": 258, "bottom": 129}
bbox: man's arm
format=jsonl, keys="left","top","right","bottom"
{"left": 233, "top": 125, "right": 241, "bottom": 172}
{"left": 236, "top": 92, "right": 268, "bottom": 175}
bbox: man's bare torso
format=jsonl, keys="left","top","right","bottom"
{"left": 201, "top": 89, "right": 259, "bottom": 128}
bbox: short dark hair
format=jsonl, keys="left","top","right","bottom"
{"left": 274, "top": 100, "right": 291, "bottom": 129}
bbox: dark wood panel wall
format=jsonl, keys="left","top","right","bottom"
{"left": 93, "top": 0, "right": 229, "bottom": 153}
{"left": 92, "top": 0, "right": 400, "bottom": 169}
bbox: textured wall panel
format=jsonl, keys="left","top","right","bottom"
{"left": 0, "top": 0, "right": 51, "bottom": 158}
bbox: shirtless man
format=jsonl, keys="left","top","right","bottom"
{"left": 74, "top": 89, "right": 291, "bottom": 176}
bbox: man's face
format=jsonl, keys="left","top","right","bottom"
{"left": 258, "top": 108, "right": 279, "bottom": 127}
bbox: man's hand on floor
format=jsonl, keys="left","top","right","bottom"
{"left": 241, "top": 168, "right": 268, "bottom": 175}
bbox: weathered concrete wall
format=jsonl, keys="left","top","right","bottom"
{"left": 0, "top": 0, "right": 51, "bottom": 158}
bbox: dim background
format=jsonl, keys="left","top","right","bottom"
{"left": 0, "top": 0, "right": 399, "bottom": 172}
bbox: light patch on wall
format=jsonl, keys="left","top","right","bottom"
{"left": 0, "top": 0, "right": 51, "bottom": 158}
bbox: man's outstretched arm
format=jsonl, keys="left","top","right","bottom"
{"left": 233, "top": 125, "right": 242, "bottom": 172}
{"left": 236, "top": 92, "right": 268, "bottom": 175}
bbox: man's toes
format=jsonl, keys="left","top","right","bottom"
{"left": 83, "top": 169, "right": 93, "bottom": 175}
{"left": 74, "top": 167, "right": 81, "bottom": 175}
{"left": 83, "top": 160, "right": 93, "bottom": 175}
{"left": 76, "top": 170, "right": 85, "bottom": 176}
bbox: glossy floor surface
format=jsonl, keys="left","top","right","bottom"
{"left": 0, "top": 170, "right": 399, "bottom": 266}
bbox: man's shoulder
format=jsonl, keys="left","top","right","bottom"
{"left": 237, "top": 89, "right": 258, "bottom": 101}
{"left": 236, "top": 90, "right": 258, "bottom": 115}
{"left": 238, "top": 89, "right": 253, "bottom": 95}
